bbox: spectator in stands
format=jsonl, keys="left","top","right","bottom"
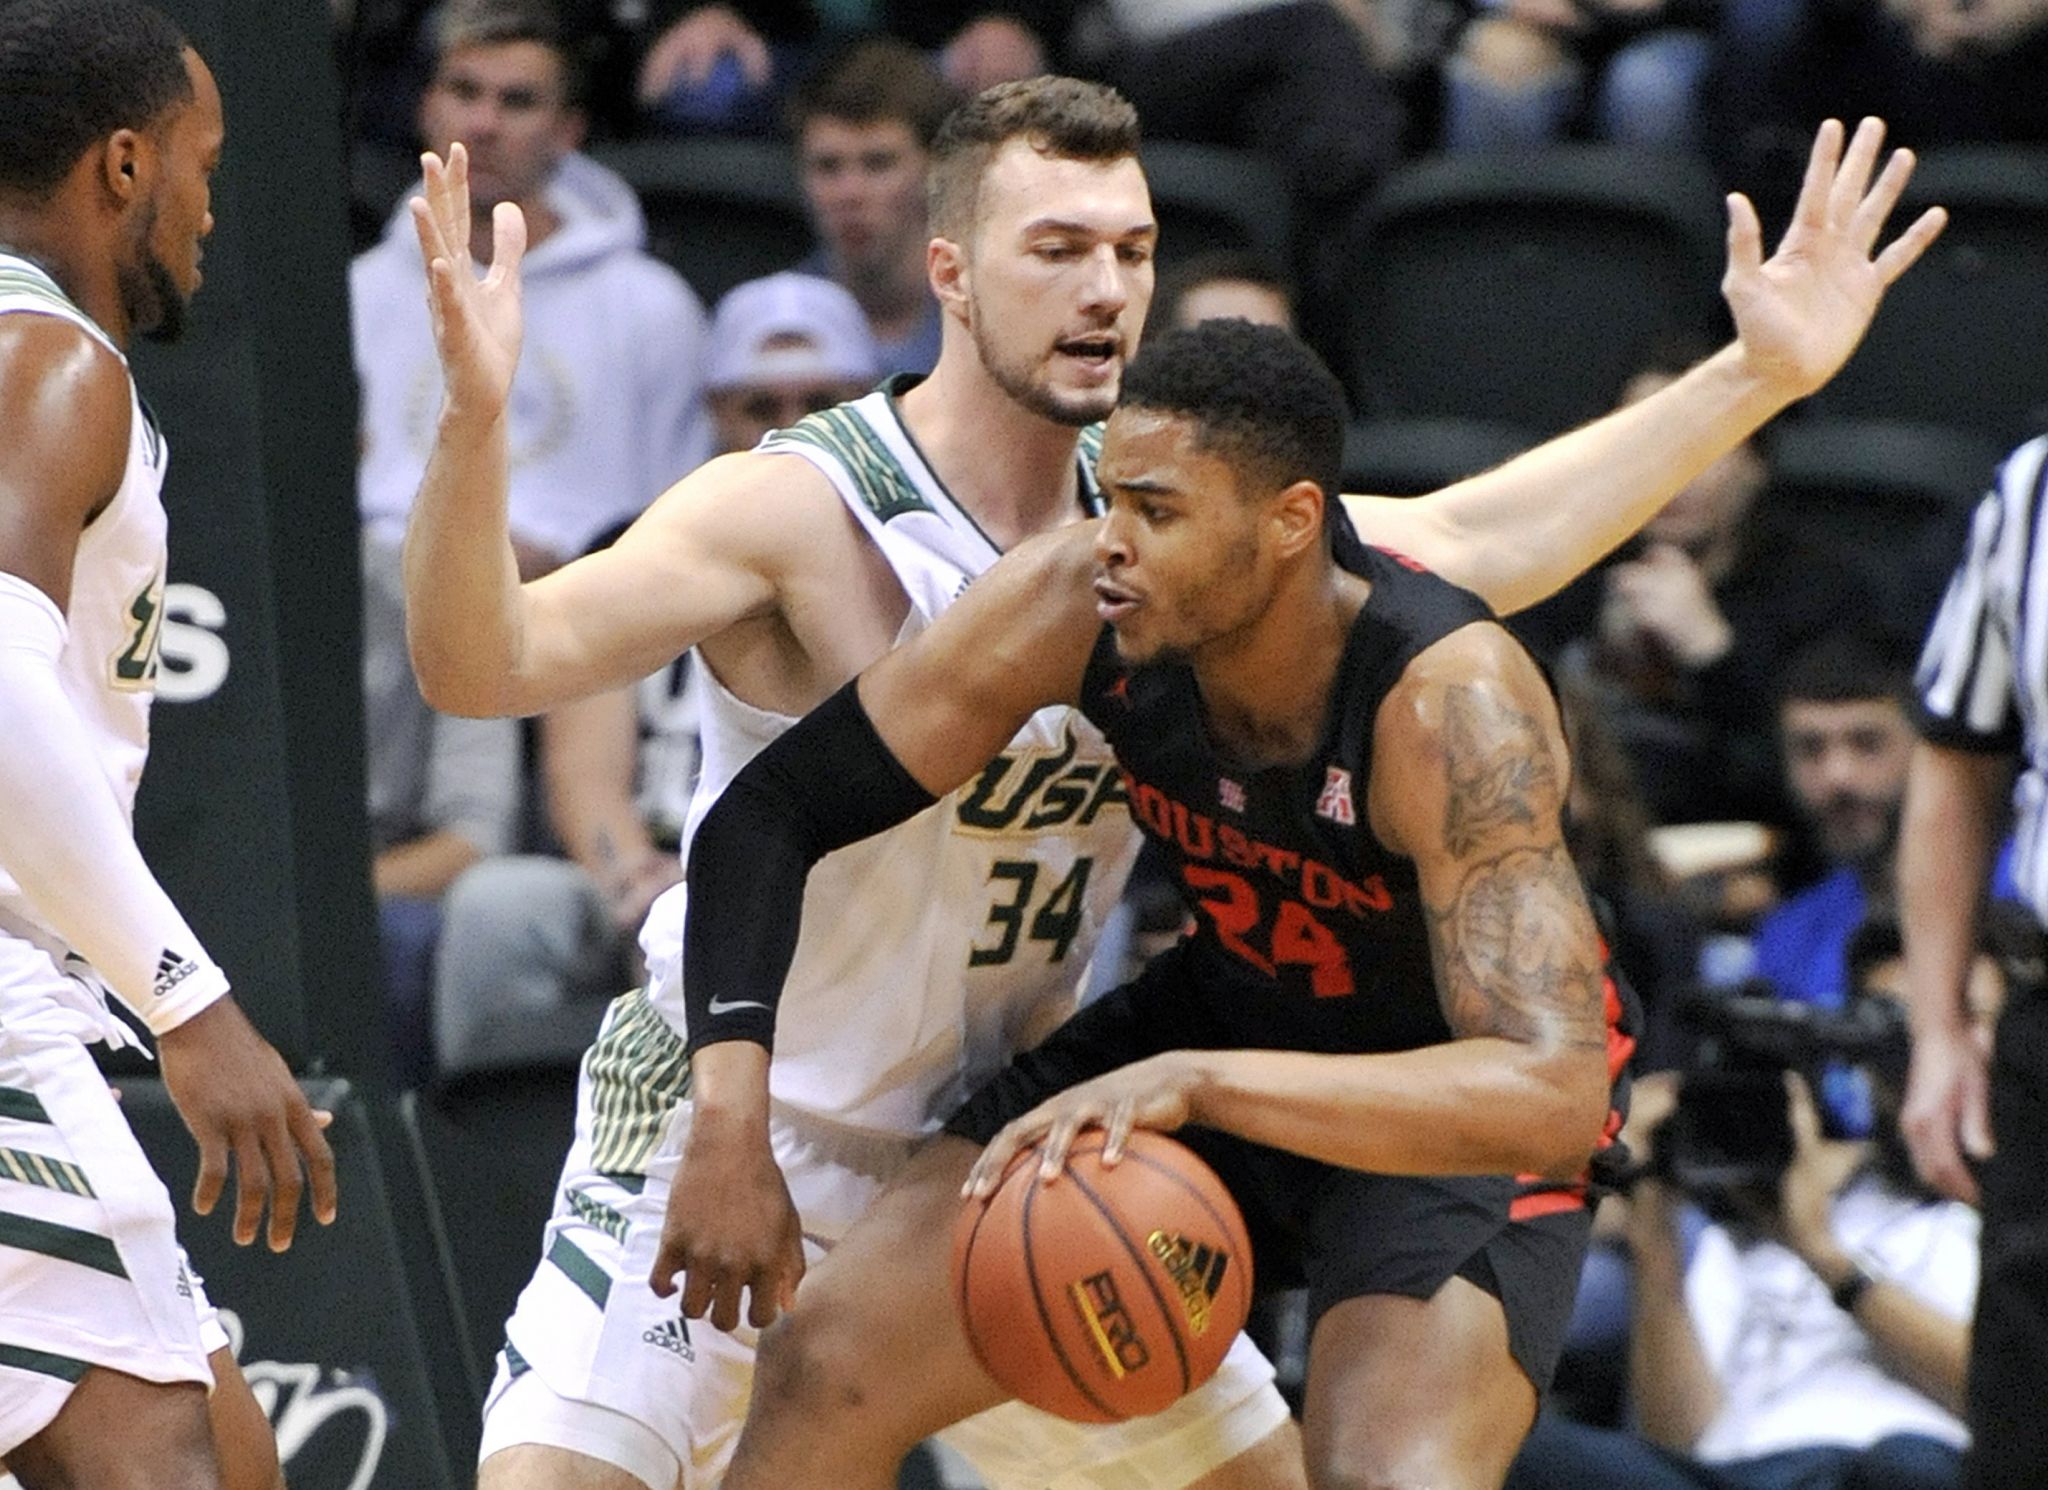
{"left": 1547, "top": 355, "right": 1871, "bottom": 830}
{"left": 1709, "top": 0, "right": 2048, "bottom": 197}
{"left": 780, "top": 38, "right": 958, "bottom": 376}
{"left": 1753, "top": 634, "right": 1918, "bottom": 1013}
{"left": 1443, "top": 0, "right": 1718, "bottom": 151}
{"left": 361, "top": 530, "right": 521, "bottom": 1089}
{"left": 701, "top": 271, "right": 883, "bottom": 447}
{"left": 1506, "top": 923, "right": 1981, "bottom": 1490}
{"left": 1152, "top": 249, "right": 1297, "bottom": 333}
{"left": 429, "top": 272, "right": 881, "bottom": 1076}
{"left": 634, "top": 5, "right": 1065, "bottom": 135}
{"left": 353, "top": 0, "right": 713, "bottom": 578}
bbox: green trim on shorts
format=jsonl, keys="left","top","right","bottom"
{"left": 0, "top": 1147, "right": 95, "bottom": 1198}
{"left": 0, "top": 1341, "right": 93, "bottom": 1382}
{"left": 0, "top": 1212, "right": 126, "bottom": 1278}
{"left": 0, "top": 1087, "right": 53, "bottom": 1125}
{"left": 503, "top": 1341, "right": 531, "bottom": 1379}
{"left": 546, "top": 1234, "right": 612, "bottom": 1311}
{"left": 584, "top": 989, "right": 693, "bottom": 1177}
{"left": 598, "top": 1170, "right": 648, "bottom": 1196}
{"left": 567, "top": 1187, "right": 631, "bottom": 1248}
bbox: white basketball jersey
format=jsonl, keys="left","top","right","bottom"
{"left": 639, "top": 390, "right": 1140, "bottom": 1135}
{"left": 0, "top": 254, "right": 169, "bottom": 948}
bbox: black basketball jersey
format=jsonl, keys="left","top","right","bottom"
{"left": 1079, "top": 543, "right": 1629, "bottom": 1072}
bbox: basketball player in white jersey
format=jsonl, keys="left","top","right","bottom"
{"left": 405, "top": 77, "right": 1941, "bottom": 1490}
{"left": 0, "top": 5, "right": 337, "bottom": 1488}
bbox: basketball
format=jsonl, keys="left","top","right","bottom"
{"left": 951, "top": 1129, "right": 1255, "bottom": 1423}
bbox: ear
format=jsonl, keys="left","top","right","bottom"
{"left": 100, "top": 129, "right": 148, "bottom": 207}
{"left": 929, "top": 234, "right": 970, "bottom": 323}
{"left": 1270, "top": 478, "right": 1326, "bottom": 560}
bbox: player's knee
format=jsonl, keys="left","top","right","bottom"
{"left": 751, "top": 1302, "right": 876, "bottom": 1423}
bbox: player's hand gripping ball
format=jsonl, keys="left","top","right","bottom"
{"left": 951, "top": 1130, "right": 1253, "bottom": 1422}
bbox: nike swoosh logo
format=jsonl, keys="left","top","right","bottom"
{"left": 705, "top": 996, "right": 771, "bottom": 1016}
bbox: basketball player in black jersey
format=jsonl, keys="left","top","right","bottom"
{"left": 678, "top": 317, "right": 1630, "bottom": 1490}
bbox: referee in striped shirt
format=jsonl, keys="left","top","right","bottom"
{"left": 1902, "top": 434, "right": 2048, "bottom": 1490}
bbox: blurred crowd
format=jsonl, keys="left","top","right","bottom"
{"left": 331, "top": 2, "right": 2048, "bottom": 1487}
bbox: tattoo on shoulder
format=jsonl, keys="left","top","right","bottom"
{"left": 1439, "top": 683, "right": 1560, "bottom": 859}
{"left": 1425, "top": 841, "right": 1608, "bottom": 1052}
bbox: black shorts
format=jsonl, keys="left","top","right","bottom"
{"left": 945, "top": 945, "right": 1593, "bottom": 1392}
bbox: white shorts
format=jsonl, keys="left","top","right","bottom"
{"left": 481, "top": 993, "right": 1289, "bottom": 1490}
{"left": 0, "top": 940, "right": 223, "bottom": 1456}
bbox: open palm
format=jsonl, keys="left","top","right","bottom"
{"left": 410, "top": 142, "right": 527, "bottom": 419}
{"left": 1723, "top": 117, "right": 1947, "bottom": 401}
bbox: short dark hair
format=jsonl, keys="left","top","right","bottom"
{"left": 1153, "top": 249, "right": 1294, "bottom": 331}
{"left": 0, "top": 0, "right": 193, "bottom": 200}
{"left": 787, "top": 37, "right": 961, "bottom": 151}
{"left": 1118, "top": 319, "right": 1349, "bottom": 504}
{"left": 927, "top": 75, "right": 1139, "bottom": 240}
{"left": 1779, "top": 630, "right": 1913, "bottom": 711}
{"left": 434, "top": 0, "right": 590, "bottom": 109}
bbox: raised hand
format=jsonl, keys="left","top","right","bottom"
{"left": 410, "top": 142, "right": 527, "bottom": 423}
{"left": 1722, "top": 117, "right": 1947, "bottom": 402}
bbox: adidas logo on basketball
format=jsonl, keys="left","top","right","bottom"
{"left": 1147, "top": 1231, "right": 1230, "bottom": 1335}
{"left": 641, "top": 1316, "right": 694, "bottom": 1361}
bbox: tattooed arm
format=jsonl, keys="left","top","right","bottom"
{"left": 981, "top": 622, "right": 1617, "bottom": 1186}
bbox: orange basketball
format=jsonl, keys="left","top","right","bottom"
{"left": 951, "top": 1129, "right": 1254, "bottom": 1423}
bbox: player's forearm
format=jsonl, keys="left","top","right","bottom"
{"left": 1898, "top": 742, "right": 2009, "bottom": 1037}
{"left": 1182, "top": 1038, "right": 1609, "bottom": 1180}
{"left": 402, "top": 409, "right": 531, "bottom": 717}
{"left": 1415, "top": 345, "right": 1789, "bottom": 615}
{"left": 0, "top": 579, "right": 227, "bottom": 1031}
{"left": 682, "top": 682, "right": 938, "bottom": 1054}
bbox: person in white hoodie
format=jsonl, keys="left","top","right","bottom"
{"left": 353, "top": 0, "right": 714, "bottom": 579}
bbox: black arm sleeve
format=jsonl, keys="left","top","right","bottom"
{"left": 681, "top": 681, "right": 938, "bottom": 1056}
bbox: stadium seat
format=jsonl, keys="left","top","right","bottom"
{"left": 1761, "top": 417, "right": 2006, "bottom": 626}
{"left": 116, "top": 1077, "right": 463, "bottom": 1490}
{"left": 1342, "top": 416, "right": 1536, "bottom": 497}
{"left": 1139, "top": 141, "right": 1295, "bottom": 273}
{"left": 1809, "top": 147, "right": 2048, "bottom": 443}
{"left": 1339, "top": 148, "right": 1724, "bottom": 434}
{"left": 590, "top": 137, "right": 815, "bottom": 305}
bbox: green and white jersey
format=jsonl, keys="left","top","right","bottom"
{"left": 638, "top": 386, "right": 1137, "bottom": 1136}
{"left": 0, "top": 254, "right": 169, "bottom": 962}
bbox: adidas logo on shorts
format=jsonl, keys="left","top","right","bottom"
{"left": 642, "top": 1315, "right": 694, "bottom": 1362}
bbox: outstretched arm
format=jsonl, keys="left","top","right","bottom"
{"left": 402, "top": 145, "right": 812, "bottom": 718}
{"left": 1354, "top": 117, "right": 1948, "bottom": 616}
{"left": 964, "top": 623, "right": 1612, "bottom": 1191}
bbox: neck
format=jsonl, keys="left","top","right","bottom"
{"left": 896, "top": 325, "right": 1089, "bottom": 549}
{"left": 837, "top": 246, "right": 929, "bottom": 336}
{"left": 1194, "top": 558, "right": 1366, "bottom": 770}
{"left": 473, "top": 194, "right": 559, "bottom": 264}
{"left": 0, "top": 211, "right": 127, "bottom": 347}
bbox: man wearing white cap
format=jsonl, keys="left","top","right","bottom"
{"left": 703, "top": 273, "right": 883, "bottom": 456}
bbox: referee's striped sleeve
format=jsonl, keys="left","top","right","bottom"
{"left": 1915, "top": 436, "right": 2048, "bottom": 753}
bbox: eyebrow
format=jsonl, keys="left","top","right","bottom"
{"left": 1109, "top": 475, "right": 1178, "bottom": 496}
{"left": 1019, "top": 217, "right": 1158, "bottom": 241}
